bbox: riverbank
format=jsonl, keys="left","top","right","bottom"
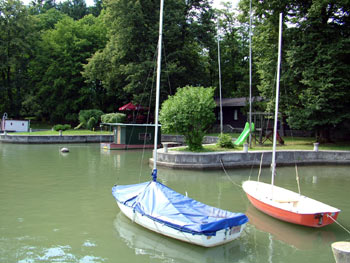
{"left": 2, "top": 133, "right": 350, "bottom": 169}
{"left": 0, "top": 133, "right": 113, "bottom": 143}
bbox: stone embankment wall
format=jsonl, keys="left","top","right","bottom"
{"left": 152, "top": 149, "right": 350, "bottom": 169}
{"left": 0, "top": 134, "right": 113, "bottom": 143}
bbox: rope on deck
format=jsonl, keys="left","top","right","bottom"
{"left": 327, "top": 214, "right": 350, "bottom": 235}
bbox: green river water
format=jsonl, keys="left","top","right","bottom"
{"left": 0, "top": 143, "right": 349, "bottom": 263}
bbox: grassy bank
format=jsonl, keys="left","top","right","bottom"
{"left": 173, "top": 135, "right": 350, "bottom": 152}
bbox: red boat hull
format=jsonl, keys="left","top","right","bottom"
{"left": 245, "top": 193, "right": 339, "bottom": 228}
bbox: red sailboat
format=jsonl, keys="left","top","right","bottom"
{"left": 242, "top": 13, "right": 340, "bottom": 228}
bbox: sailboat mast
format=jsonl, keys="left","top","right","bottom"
{"left": 248, "top": 0, "right": 252, "bottom": 147}
{"left": 271, "top": 13, "right": 283, "bottom": 187}
{"left": 217, "top": 24, "right": 223, "bottom": 134}
{"left": 152, "top": 0, "right": 165, "bottom": 180}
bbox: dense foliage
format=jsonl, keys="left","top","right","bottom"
{"left": 159, "top": 86, "right": 216, "bottom": 151}
{"left": 0, "top": 0, "right": 349, "bottom": 142}
{"left": 238, "top": 0, "right": 350, "bottom": 141}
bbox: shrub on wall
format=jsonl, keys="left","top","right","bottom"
{"left": 216, "top": 133, "right": 234, "bottom": 148}
{"left": 101, "top": 113, "right": 126, "bottom": 123}
{"left": 53, "top": 124, "right": 71, "bottom": 131}
{"left": 78, "top": 109, "right": 104, "bottom": 130}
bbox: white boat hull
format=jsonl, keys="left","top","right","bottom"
{"left": 242, "top": 181, "right": 340, "bottom": 227}
{"left": 116, "top": 201, "right": 246, "bottom": 247}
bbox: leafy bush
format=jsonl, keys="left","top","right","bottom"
{"left": 53, "top": 124, "right": 71, "bottom": 131}
{"left": 216, "top": 133, "right": 235, "bottom": 148}
{"left": 101, "top": 113, "right": 126, "bottom": 123}
{"left": 87, "top": 117, "right": 96, "bottom": 130}
{"left": 159, "top": 86, "right": 216, "bottom": 151}
{"left": 78, "top": 109, "right": 104, "bottom": 130}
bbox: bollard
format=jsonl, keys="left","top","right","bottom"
{"left": 59, "top": 130, "right": 62, "bottom": 136}
{"left": 314, "top": 142, "right": 319, "bottom": 152}
{"left": 163, "top": 144, "right": 168, "bottom": 153}
{"left": 243, "top": 143, "right": 248, "bottom": 153}
{"left": 332, "top": 241, "right": 350, "bottom": 263}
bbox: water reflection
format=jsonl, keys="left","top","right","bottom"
{"left": 0, "top": 239, "right": 105, "bottom": 263}
{"left": 113, "top": 212, "right": 247, "bottom": 263}
{"left": 246, "top": 204, "right": 337, "bottom": 250}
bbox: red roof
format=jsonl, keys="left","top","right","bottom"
{"left": 119, "top": 102, "right": 149, "bottom": 111}
{"left": 119, "top": 102, "right": 137, "bottom": 111}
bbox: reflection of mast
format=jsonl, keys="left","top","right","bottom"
{"left": 268, "top": 233, "right": 273, "bottom": 263}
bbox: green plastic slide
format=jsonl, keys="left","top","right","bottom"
{"left": 234, "top": 122, "right": 255, "bottom": 146}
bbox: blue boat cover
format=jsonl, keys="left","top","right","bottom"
{"left": 112, "top": 181, "right": 248, "bottom": 236}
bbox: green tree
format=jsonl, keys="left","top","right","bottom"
{"left": 88, "top": 0, "right": 103, "bottom": 17}
{"left": 238, "top": 0, "right": 350, "bottom": 141}
{"left": 34, "top": 8, "right": 67, "bottom": 30}
{"left": 284, "top": 1, "right": 350, "bottom": 141}
{"left": 57, "top": 0, "right": 88, "bottom": 20}
{"left": 83, "top": 0, "right": 217, "bottom": 109}
{"left": 24, "top": 14, "right": 108, "bottom": 123}
{"left": 28, "top": 0, "right": 58, "bottom": 15}
{"left": 0, "top": 0, "right": 37, "bottom": 116}
{"left": 215, "top": 2, "right": 259, "bottom": 98}
{"left": 159, "top": 86, "right": 216, "bottom": 151}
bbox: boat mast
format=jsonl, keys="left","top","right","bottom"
{"left": 152, "top": 0, "right": 165, "bottom": 181}
{"left": 271, "top": 13, "right": 283, "bottom": 188}
{"left": 217, "top": 24, "right": 223, "bottom": 134}
{"left": 248, "top": 0, "right": 252, "bottom": 147}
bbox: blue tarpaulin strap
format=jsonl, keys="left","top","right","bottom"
{"left": 152, "top": 169, "right": 157, "bottom": 181}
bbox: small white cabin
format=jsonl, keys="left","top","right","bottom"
{"left": 1, "top": 113, "right": 29, "bottom": 132}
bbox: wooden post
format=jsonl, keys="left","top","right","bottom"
{"left": 243, "top": 143, "right": 248, "bottom": 153}
{"left": 314, "top": 142, "right": 319, "bottom": 152}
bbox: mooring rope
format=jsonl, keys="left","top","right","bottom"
{"left": 247, "top": 151, "right": 258, "bottom": 181}
{"left": 327, "top": 214, "right": 350, "bottom": 235}
{"left": 257, "top": 153, "right": 264, "bottom": 182}
{"left": 220, "top": 159, "right": 242, "bottom": 189}
{"left": 295, "top": 164, "right": 301, "bottom": 195}
{"left": 220, "top": 159, "right": 248, "bottom": 204}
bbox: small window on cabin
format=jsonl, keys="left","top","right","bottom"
{"left": 234, "top": 109, "right": 238, "bottom": 120}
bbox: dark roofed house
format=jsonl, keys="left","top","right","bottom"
{"left": 214, "top": 97, "right": 262, "bottom": 132}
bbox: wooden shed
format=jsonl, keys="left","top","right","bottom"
{"left": 100, "top": 123, "right": 160, "bottom": 150}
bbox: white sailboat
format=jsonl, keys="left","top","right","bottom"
{"left": 112, "top": 0, "right": 248, "bottom": 247}
{"left": 242, "top": 13, "right": 340, "bottom": 228}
